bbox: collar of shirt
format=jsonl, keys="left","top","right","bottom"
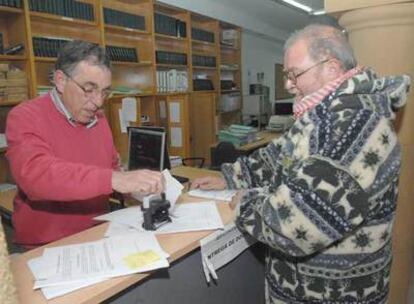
{"left": 50, "top": 88, "right": 98, "bottom": 128}
{"left": 293, "top": 66, "right": 362, "bottom": 120}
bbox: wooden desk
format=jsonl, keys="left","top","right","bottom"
{"left": 10, "top": 167, "right": 264, "bottom": 304}
{"left": 211, "top": 130, "right": 282, "bottom": 156}
{"left": 236, "top": 130, "right": 282, "bottom": 153}
{"left": 0, "top": 188, "right": 15, "bottom": 218}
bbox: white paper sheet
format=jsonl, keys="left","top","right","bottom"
{"left": 118, "top": 109, "right": 128, "bottom": 133}
{"left": 98, "top": 202, "right": 223, "bottom": 237}
{"left": 162, "top": 169, "right": 183, "bottom": 211}
{"left": 159, "top": 100, "right": 167, "bottom": 119}
{"left": 28, "top": 257, "right": 106, "bottom": 300}
{"left": 122, "top": 97, "right": 137, "bottom": 122}
{"left": 157, "top": 202, "right": 223, "bottom": 234}
{"left": 188, "top": 189, "right": 237, "bottom": 202}
{"left": 169, "top": 102, "right": 180, "bottom": 123}
{"left": 170, "top": 127, "right": 182, "bottom": 147}
{"left": 32, "top": 233, "right": 169, "bottom": 288}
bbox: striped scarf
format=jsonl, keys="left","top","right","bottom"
{"left": 293, "top": 67, "right": 362, "bottom": 119}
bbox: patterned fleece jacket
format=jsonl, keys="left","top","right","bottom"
{"left": 222, "top": 68, "right": 411, "bottom": 304}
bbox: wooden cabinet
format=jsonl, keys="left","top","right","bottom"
{"left": 0, "top": 0, "right": 242, "bottom": 167}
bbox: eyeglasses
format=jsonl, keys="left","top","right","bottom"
{"left": 283, "top": 59, "right": 330, "bottom": 84}
{"left": 63, "top": 71, "right": 111, "bottom": 100}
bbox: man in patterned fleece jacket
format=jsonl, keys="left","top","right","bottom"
{"left": 192, "top": 24, "right": 410, "bottom": 303}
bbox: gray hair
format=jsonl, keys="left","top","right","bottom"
{"left": 284, "top": 24, "right": 357, "bottom": 71}
{"left": 55, "top": 40, "right": 111, "bottom": 76}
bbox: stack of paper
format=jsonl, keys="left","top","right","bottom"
{"left": 28, "top": 233, "right": 169, "bottom": 300}
{"left": 95, "top": 201, "right": 224, "bottom": 238}
{"left": 188, "top": 189, "right": 237, "bottom": 202}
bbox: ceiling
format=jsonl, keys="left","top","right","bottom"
{"left": 210, "top": 0, "right": 334, "bottom": 41}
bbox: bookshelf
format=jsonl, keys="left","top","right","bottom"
{"left": 218, "top": 22, "right": 242, "bottom": 129}
{"left": 0, "top": 0, "right": 242, "bottom": 169}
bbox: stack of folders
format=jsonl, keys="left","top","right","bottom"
{"left": 156, "top": 69, "right": 188, "bottom": 93}
{"left": 0, "top": 0, "right": 22, "bottom": 8}
{"left": 154, "top": 13, "right": 186, "bottom": 38}
{"left": 106, "top": 45, "right": 138, "bottom": 63}
{"left": 28, "top": 0, "right": 94, "bottom": 21}
{"left": 103, "top": 7, "right": 145, "bottom": 30}
{"left": 32, "top": 37, "right": 71, "bottom": 58}
{"left": 191, "top": 28, "right": 215, "bottom": 43}
{"left": 218, "top": 124, "right": 258, "bottom": 147}
{"left": 27, "top": 233, "right": 169, "bottom": 300}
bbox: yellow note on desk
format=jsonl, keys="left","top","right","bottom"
{"left": 123, "top": 250, "right": 161, "bottom": 269}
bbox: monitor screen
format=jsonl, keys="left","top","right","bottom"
{"left": 273, "top": 102, "right": 293, "bottom": 116}
{"left": 127, "top": 128, "right": 166, "bottom": 171}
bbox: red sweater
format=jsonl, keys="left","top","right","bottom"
{"left": 6, "top": 94, "right": 117, "bottom": 246}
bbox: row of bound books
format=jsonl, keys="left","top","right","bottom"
{"left": 28, "top": 0, "right": 94, "bottom": 21}
{"left": 156, "top": 51, "right": 187, "bottom": 66}
{"left": 154, "top": 13, "right": 186, "bottom": 38}
{"left": 0, "top": 33, "right": 3, "bottom": 54}
{"left": 193, "top": 79, "right": 214, "bottom": 91}
{"left": 106, "top": 46, "right": 138, "bottom": 63}
{"left": 191, "top": 28, "right": 214, "bottom": 43}
{"left": 0, "top": 0, "right": 21, "bottom": 8}
{"left": 33, "top": 37, "right": 70, "bottom": 58}
{"left": 156, "top": 69, "right": 188, "bottom": 93}
{"left": 104, "top": 7, "right": 145, "bottom": 31}
{"left": 192, "top": 55, "right": 216, "bottom": 67}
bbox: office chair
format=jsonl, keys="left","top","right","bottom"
{"left": 210, "top": 141, "right": 241, "bottom": 171}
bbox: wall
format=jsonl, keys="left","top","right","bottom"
{"left": 242, "top": 31, "right": 284, "bottom": 103}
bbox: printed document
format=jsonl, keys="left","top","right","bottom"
{"left": 31, "top": 233, "right": 169, "bottom": 289}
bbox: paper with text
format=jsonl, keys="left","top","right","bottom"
{"left": 32, "top": 233, "right": 169, "bottom": 288}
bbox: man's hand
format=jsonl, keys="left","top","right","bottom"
{"left": 190, "top": 176, "right": 227, "bottom": 190}
{"left": 111, "top": 170, "right": 164, "bottom": 195}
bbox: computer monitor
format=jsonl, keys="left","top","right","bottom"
{"left": 273, "top": 101, "right": 293, "bottom": 116}
{"left": 127, "top": 126, "right": 189, "bottom": 183}
{"left": 127, "top": 128, "right": 166, "bottom": 171}
{"left": 128, "top": 126, "right": 172, "bottom": 170}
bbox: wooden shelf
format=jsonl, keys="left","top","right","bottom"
{"left": 0, "top": 99, "right": 22, "bottom": 106}
{"left": 193, "top": 90, "right": 217, "bottom": 93}
{"left": 220, "top": 44, "right": 240, "bottom": 51}
{"left": 221, "top": 89, "right": 240, "bottom": 93}
{"left": 0, "top": 54, "right": 27, "bottom": 61}
{"left": 34, "top": 57, "right": 56, "bottom": 63}
{"left": 104, "top": 24, "right": 150, "bottom": 36}
{"left": 0, "top": 5, "right": 23, "bottom": 14}
{"left": 192, "top": 39, "right": 215, "bottom": 46}
{"left": 111, "top": 61, "right": 152, "bottom": 67}
{"left": 30, "top": 11, "right": 97, "bottom": 27}
{"left": 193, "top": 66, "right": 217, "bottom": 70}
{"left": 156, "top": 63, "right": 188, "bottom": 69}
{"left": 155, "top": 33, "right": 188, "bottom": 42}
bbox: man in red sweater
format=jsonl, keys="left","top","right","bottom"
{"left": 6, "top": 40, "right": 164, "bottom": 247}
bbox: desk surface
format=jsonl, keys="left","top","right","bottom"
{"left": 211, "top": 130, "right": 282, "bottom": 153}
{"left": 11, "top": 166, "right": 230, "bottom": 304}
{"left": 0, "top": 188, "right": 16, "bottom": 215}
{"left": 237, "top": 130, "right": 282, "bottom": 152}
